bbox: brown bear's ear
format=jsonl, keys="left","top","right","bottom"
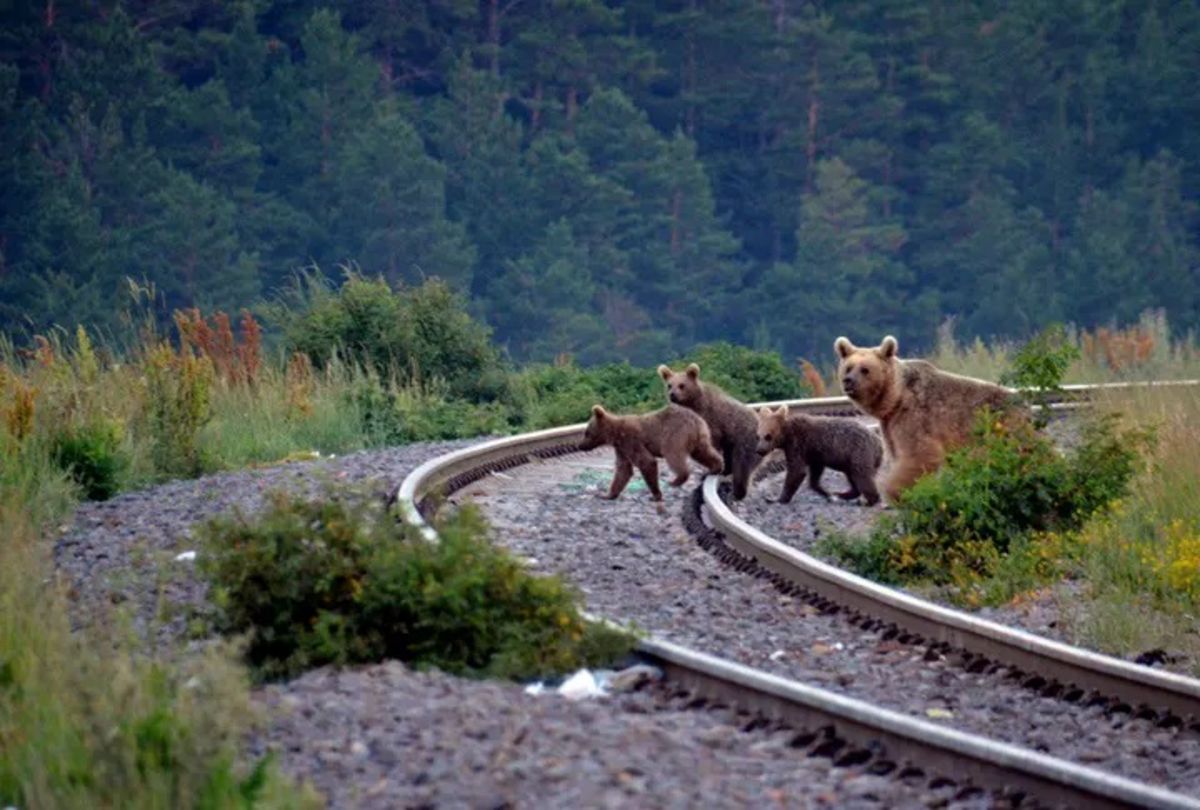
{"left": 774, "top": 405, "right": 789, "bottom": 417}
{"left": 834, "top": 336, "right": 854, "bottom": 359}
{"left": 591, "top": 404, "right": 606, "bottom": 418}
{"left": 657, "top": 364, "right": 673, "bottom": 382}
{"left": 879, "top": 335, "right": 898, "bottom": 359}
{"left": 685, "top": 363, "right": 700, "bottom": 379}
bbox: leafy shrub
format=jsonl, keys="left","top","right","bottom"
{"left": 51, "top": 418, "right": 126, "bottom": 500}
{"left": 1000, "top": 324, "right": 1081, "bottom": 426}
{"left": 825, "top": 410, "right": 1151, "bottom": 601}
{"left": 142, "top": 344, "right": 214, "bottom": 477}
{"left": 347, "top": 375, "right": 513, "bottom": 444}
{"left": 512, "top": 361, "right": 661, "bottom": 428}
{"left": 272, "top": 271, "right": 507, "bottom": 402}
{"left": 676, "top": 342, "right": 809, "bottom": 401}
{"left": 199, "top": 491, "right": 633, "bottom": 681}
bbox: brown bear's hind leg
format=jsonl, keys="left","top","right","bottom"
{"left": 638, "top": 459, "right": 663, "bottom": 501}
{"left": 845, "top": 467, "right": 880, "bottom": 506}
{"left": 807, "top": 463, "right": 832, "bottom": 499}
{"left": 664, "top": 446, "right": 691, "bottom": 487}
{"left": 691, "top": 441, "right": 724, "bottom": 475}
{"left": 602, "top": 457, "right": 634, "bottom": 500}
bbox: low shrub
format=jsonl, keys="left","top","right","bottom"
{"left": 513, "top": 361, "right": 660, "bottom": 428}
{"left": 199, "top": 490, "right": 633, "bottom": 681}
{"left": 347, "top": 376, "right": 513, "bottom": 444}
{"left": 676, "top": 342, "right": 810, "bottom": 402}
{"left": 822, "top": 410, "right": 1150, "bottom": 604}
{"left": 50, "top": 417, "right": 127, "bottom": 500}
{"left": 999, "top": 324, "right": 1080, "bottom": 426}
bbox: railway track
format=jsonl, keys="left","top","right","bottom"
{"left": 395, "top": 380, "right": 1200, "bottom": 809}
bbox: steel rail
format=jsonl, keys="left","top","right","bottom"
{"left": 638, "top": 637, "right": 1198, "bottom": 810}
{"left": 393, "top": 377, "right": 1200, "bottom": 808}
{"left": 702, "top": 475, "right": 1200, "bottom": 720}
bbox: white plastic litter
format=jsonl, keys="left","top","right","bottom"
{"left": 174, "top": 550, "right": 197, "bottom": 562}
{"left": 769, "top": 649, "right": 787, "bottom": 661}
{"left": 524, "top": 668, "right": 610, "bottom": 700}
{"left": 557, "top": 668, "right": 607, "bottom": 700}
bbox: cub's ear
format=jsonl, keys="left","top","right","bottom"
{"left": 657, "top": 364, "right": 673, "bottom": 382}
{"left": 591, "top": 404, "right": 606, "bottom": 418}
{"left": 878, "top": 335, "right": 898, "bottom": 359}
{"left": 773, "top": 405, "right": 789, "bottom": 417}
{"left": 685, "top": 363, "right": 700, "bottom": 379}
{"left": 834, "top": 336, "right": 854, "bottom": 359}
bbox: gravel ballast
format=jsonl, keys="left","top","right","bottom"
{"left": 462, "top": 449, "right": 1200, "bottom": 797}
{"left": 50, "top": 441, "right": 992, "bottom": 807}
{"left": 251, "top": 661, "right": 1002, "bottom": 809}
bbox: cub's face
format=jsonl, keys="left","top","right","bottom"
{"left": 578, "top": 405, "right": 610, "bottom": 451}
{"left": 657, "top": 363, "right": 702, "bottom": 407}
{"left": 755, "top": 407, "right": 787, "bottom": 456}
{"left": 835, "top": 336, "right": 898, "bottom": 406}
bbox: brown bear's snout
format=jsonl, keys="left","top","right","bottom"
{"left": 842, "top": 376, "right": 858, "bottom": 396}
{"left": 668, "top": 391, "right": 681, "bottom": 404}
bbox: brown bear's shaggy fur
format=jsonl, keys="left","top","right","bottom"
{"left": 834, "top": 334, "right": 1018, "bottom": 503}
{"left": 657, "top": 363, "right": 761, "bottom": 500}
{"left": 755, "top": 406, "right": 884, "bottom": 505}
{"left": 578, "top": 404, "right": 724, "bottom": 501}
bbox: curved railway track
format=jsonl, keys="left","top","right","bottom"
{"left": 395, "top": 380, "right": 1200, "bottom": 809}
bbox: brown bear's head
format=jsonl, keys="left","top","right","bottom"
{"left": 755, "top": 405, "right": 788, "bottom": 456}
{"left": 578, "top": 404, "right": 611, "bottom": 451}
{"left": 657, "top": 363, "right": 703, "bottom": 407}
{"left": 834, "top": 335, "right": 899, "bottom": 411}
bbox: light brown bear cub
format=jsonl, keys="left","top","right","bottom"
{"left": 657, "top": 363, "right": 761, "bottom": 501}
{"left": 578, "top": 404, "right": 724, "bottom": 501}
{"left": 834, "top": 335, "right": 1018, "bottom": 503}
{"left": 755, "top": 406, "right": 884, "bottom": 505}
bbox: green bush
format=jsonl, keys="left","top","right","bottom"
{"left": 825, "top": 410, "right": 1151, "bottom": 597}
{"left": 199, "top": 490, "right": 633, "bottom": 681}
{"left": 1000, "top": 324, "right": 1081, "bottom": 427}
{"left": 347, "top": 375, "right": 513, "bottom": 444}
{"left": 273, "top": 271, "right": 508, "bottom": 402}
{"left": 512, "top": 361, "right": 661, "bottom": 428}
{"left": 50, "top": 418, "right": 127, "bottom": 500}
{"left": 676, "top": 342, "right": 808, "bottom": 401}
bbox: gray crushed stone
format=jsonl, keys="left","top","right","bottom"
{"left": 250, "top": 662, "right": 1005, "bottom": 809}
{"left": 53, "top": 441, "right": 473, "bottom": 652}
{"left": 464, "top": 453, "right": 1200, "bottom": 797}
{"left": 50, "top": 439, "right": 994, "bottom": 808}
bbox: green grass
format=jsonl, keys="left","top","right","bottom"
{"left": 0, "top": 482, "right": 319, "bottom": 808}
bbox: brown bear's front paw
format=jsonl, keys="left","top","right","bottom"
{"left": 668, "top": 477, "right": 689, "bottom": 488}
{"left": 596, "top": 492, "right": 619, "bottom": 500}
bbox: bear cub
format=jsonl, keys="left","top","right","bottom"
{"left": 755, "top": 406, "right": 884, "bottom": 505}
{"left": 578, "top": 404, "right": 724, "bottom": 501}
{"left": 657, "top": 363, "right": 762, "bottom": 501}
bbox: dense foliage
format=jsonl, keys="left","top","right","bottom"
{"left": 199, "top": 490, "right": 633, "bottom": 681}
{"left": 2, "top": 2, "right": 1197, "bottom": 361}
{"left": 822, "top": 410, "right": 1151, "bottom": 604}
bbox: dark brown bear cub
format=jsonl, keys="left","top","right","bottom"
{"left": 755, "top": 406, "right": 884, "bottom": 505}
{"left": 578, "top": 404, "right": 724, "bottom": 501}
{"left": 657, "top": 363, "right": 761, "bottom": 501}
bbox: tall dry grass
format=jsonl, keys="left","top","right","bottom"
{"left": 1064, "top": 385, "right": 1200, "bottom": 671}
{"left": 928, "top": 310, "right": 1200, "bottom": 384}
